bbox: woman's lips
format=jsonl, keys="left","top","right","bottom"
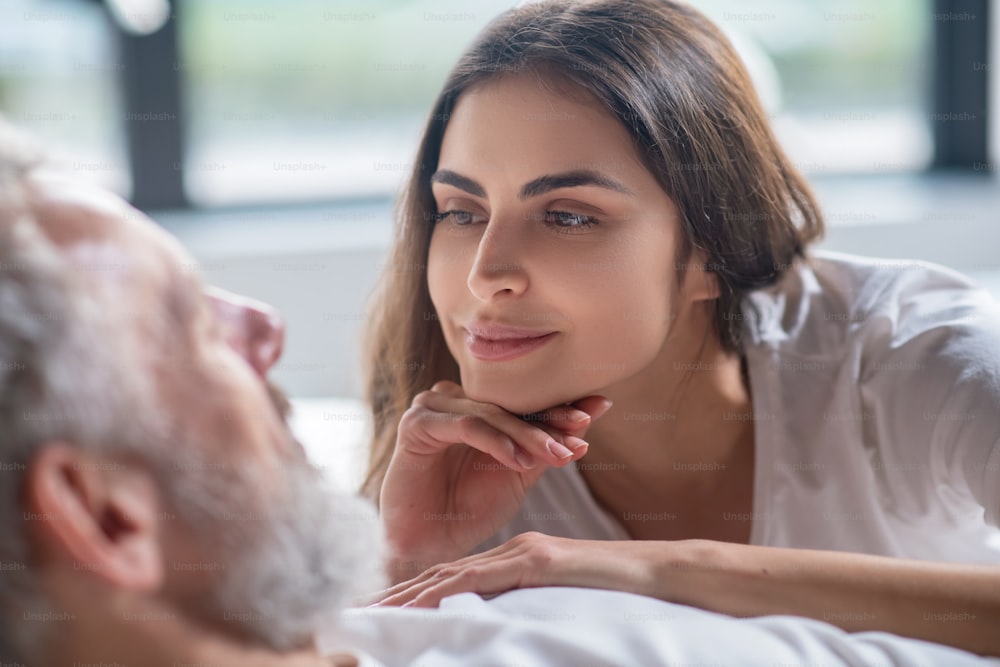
{"left": 463, "top": 325, "right": 558, "bottom": 362}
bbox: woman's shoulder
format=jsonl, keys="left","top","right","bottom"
{"left": 744, "top": 251, "right": 1000, "bottom": 538}
{"left": 742, "top": 249, "right": 1000, "bottom": 357}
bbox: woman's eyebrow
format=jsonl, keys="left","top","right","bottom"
{"left": 430, "top": 168, "right": 633, "bottom": 199}
{"left": 520, "top": 170, "right": 634, "bottom": 198}
{"left": 430, "top": 169, "right": 486, "bottom": 197}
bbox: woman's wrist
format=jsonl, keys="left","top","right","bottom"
{"left": 649, "top": 538, "right": 731, "bottom": 605}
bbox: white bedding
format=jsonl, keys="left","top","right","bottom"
{"left": 319, "top": 586, "right": 1000, "bottom": 666}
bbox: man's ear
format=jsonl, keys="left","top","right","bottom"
{"left": 24, "top": 443, "right": 164, "bottom": 591}
{"left": 681, "top": 248, "right": 722, "bottom": 302}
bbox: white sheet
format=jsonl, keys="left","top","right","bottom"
{"left": 319, "top": 586, "right": 1000, "bottom": 666}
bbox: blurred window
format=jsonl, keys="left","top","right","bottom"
{"left": 178, "top": 0, "right": 933, "bottom": 206}
{"left": 694, "top": 0, "right": 932, "bottom": 174}
{"left": 0, "top": 0, "right": 969, "bottom": 208}
{"left": 178, "top": 0, "right": 515, "bottom": 206}
{"left": 0, "top": 0, "right": 129, "bottom": 194}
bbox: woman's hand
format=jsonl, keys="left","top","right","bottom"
{"left": 380, "top": 381, "right": 612, "bottom": 582}
{"left": 370, "top": 532, "right": 663, "bottom": 608}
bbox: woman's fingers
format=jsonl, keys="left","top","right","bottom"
{"left": 369, "top": 564, "right": 456, "bottom": 608}
{"left": 372, "top": 550, "right": 520, "bottom": 608}
{"left": 405, "top": 560, "right": 519, "bottom": 609}
{"left": 404, "top": 389, "right": 590, "bottom": 469}
{"left": 572, "top": 395, "right": 614, "bottom": 423}
{"left": 530, "top": 395, "right": 613, "bottom": 439}
{"left": 370, "top": 550, "right": 486, "bottom": 606}
{"left": 398, "top": 404, "right": 527, "bottom": 470}
{"left": 429, "top": 379, "right": 464, "bottom": 397}
{"left": 372, "top": 532, "right": 560, "bottom": 608}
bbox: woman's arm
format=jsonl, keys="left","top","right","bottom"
{"left": 371, "top": 533, "right": 1000, "bottom": 658}
{"left": 661, "top": 539, "right": 1000, "bottom": 657}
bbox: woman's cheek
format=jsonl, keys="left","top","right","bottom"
{"left": 573, "top": 303, "right": 671, "bottom": 387}
{"left": 427, "top": 232, "right": 466, "bottom": 323}
{"left": 548, "top": 262, "right": 671, "bottom": 395}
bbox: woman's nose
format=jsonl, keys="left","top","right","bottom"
{"left": 205, "top": 286, "right": 286, "bottom": 377}
{"left": 467, "top": 225, "right": 530, "bottom": 301}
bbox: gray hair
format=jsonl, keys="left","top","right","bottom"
{"left": 0, "top": 120, "right": 157, "bottom": 661}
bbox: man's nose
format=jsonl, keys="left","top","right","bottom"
{"left": 206, "top": 287, "right": 286, "bottom": 377}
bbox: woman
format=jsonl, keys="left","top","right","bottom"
{"left": 362, "top": 0, "right": 1000, "bottom": 655}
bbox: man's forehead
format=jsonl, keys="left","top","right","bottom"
{"left": 28, "top": 170, "right": 140, "bottom": 242}
{"left": 25, "top": 170, "right": 200, "bottom": 289}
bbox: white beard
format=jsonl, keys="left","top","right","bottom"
{"left": 168, "top": 455, "right": 387, "bottom": 651}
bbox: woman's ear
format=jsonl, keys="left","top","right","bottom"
{"left": 24, "top": 443, "right": 164, "bottom": 592}
{"left": 681, "top": 248, "right": 722, "bottom": 302}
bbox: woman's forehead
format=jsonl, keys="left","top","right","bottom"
{"left": 439, "top": 75, "right": 654, "bottom": 194}
{"left": 441, "top": 74, "right": 644, "bottom": 169}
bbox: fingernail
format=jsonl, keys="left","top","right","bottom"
{"left": 565, "top": 436, "right": 589, "bottom": 453}
{"left": 402, "top": 600, "right": 415, "bottom": 608}
{"left": 567, "top": 410, "right": 590, "bottom": 423}
{"left": 546, "top": 438, "right": 574, "bottom": 460}
{"left": 514, "top": 448, "right": 536, "bottom": 469}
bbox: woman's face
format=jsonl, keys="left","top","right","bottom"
{"left": 427, "top": 73, "right": 716, "bottom": 414}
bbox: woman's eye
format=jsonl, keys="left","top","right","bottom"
{"left": 543, "top": 211, "right": 599, "bottom": 229}
{"left": 432, "top": 210, "right": 484, "bottom": 226}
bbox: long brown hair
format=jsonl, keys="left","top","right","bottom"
{"left": 360, "top": 0, "right": 824, "bottom": 500}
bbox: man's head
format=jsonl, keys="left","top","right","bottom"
{"left": 0, "top": 121, "right": 384, "bottom": 663}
